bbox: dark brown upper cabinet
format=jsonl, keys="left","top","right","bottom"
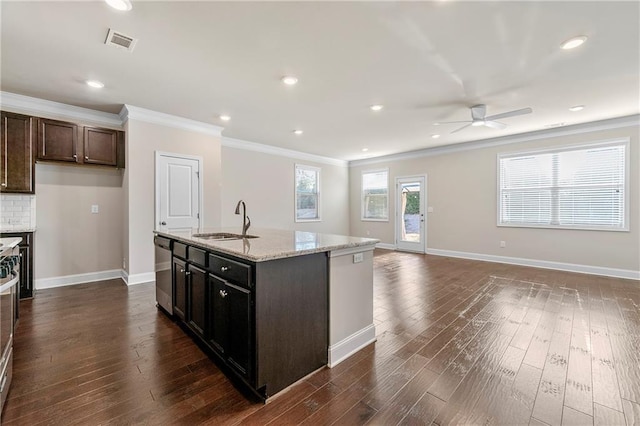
{"left": 1, "top": 111, "right": 35, "bottom": 194}
{"left": 37, "top": 118, "right": 124, "bottom": 169}
{"left": 84, "top": 126, "right": 117, "bottom": 166}
{"left": 38, "top": 118, "right": 79, "bottom": 163}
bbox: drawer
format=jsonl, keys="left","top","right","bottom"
{"left": 209, "top": 254, "right": 251, "bottom": 287}
{"left": 188, "top": 247, "right": 207, "bottom": 267}
{"left": 173, "top": 242, "right": 187, "bottom": 259}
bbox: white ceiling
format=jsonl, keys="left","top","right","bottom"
{"left": 1, "top": 1, "right": 638, "bottom": 161}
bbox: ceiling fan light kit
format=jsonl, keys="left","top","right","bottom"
{"left": 438, "top": 104, "right": 533, "bottom": 134}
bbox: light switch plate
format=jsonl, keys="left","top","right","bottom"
{"left": 353, "top": 252, "right": 364, "bottom": 263}
{"left": 91, "top": 205, "right": 99, "bottom": 214}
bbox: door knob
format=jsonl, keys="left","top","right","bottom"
{"left": 219, "top": 290, "right": 227, "bottom": 298}
{"left": 160, "top": 221, "right": 167, "bottom": 225}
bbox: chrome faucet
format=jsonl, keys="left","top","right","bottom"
{"left": 234, "top": 200, "right": 251, "bottom": 237}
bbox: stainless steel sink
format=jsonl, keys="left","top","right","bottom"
{"left": 192, "top": 232, "right": 259, "bottom": 240}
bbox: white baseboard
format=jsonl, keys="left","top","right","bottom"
{"left": 328, "top": 324, "right": 376, "bottom": 368}
{"left": 426, "top": 248, "right": 640, "bottom": 281}
{"left": 122, "top": 271, "right": 155, "bottom": 286}
{"left": 35, "top": 269, "right": 124, "bottom": 290}
{"left": 375, "top": 243, "right": 396, "bottom": 250}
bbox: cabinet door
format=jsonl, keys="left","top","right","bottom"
{"left": 208, "top": 274, "right": 227, "bottom": 355}
{"left": 83, "top": 127, "right": 117, "bottom": 166}
{"left": 18, "top": 245, "right": 31, "bottom": 299}
{"left": 172, "top": 257, "right": 187, "bottom": 321}
{"left": 38, "top": 118, "right": 78, "bottom": 163}
{"left": 1, "top": 112, "right": 34, "bottom": 193}
{"left": 187, "top": 264, "right": 207, "bottom": 337}
{"left": 224, "top": 282, "right": 251, "bottom": 378}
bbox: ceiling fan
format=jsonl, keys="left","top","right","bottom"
{"left": 437, "top": 104, "right": 533, "bottom": 134}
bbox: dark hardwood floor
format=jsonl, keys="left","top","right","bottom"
{"left": 3, "top": 250, "right": 640, "bottom": 425}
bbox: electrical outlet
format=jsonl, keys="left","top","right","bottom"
{"left": 353, "top": 252, "right": 364, "bottom": 263}
{"left": 91, "top": 204, "right": 99, "bottom": 214}
{"left": 122, "top": 258, "right": 126, "bottom": 269}
{"left": 427, "top": 206, "right": 434, "bottom": 213}
{"left": 500, "top": 241, "right": 506, "bottom": 248}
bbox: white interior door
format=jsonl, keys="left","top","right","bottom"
{"left": 395, "top": 176, "right": 426, "bottom": 253}
{"left": 156, "top": 152, "right": 202, "bottom": 230}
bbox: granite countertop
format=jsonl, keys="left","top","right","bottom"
{"left": 155, "top": 227, "right": 379, "bottom": 262}
{"left": 0, "top": 227, "right": 36, "bottom": 233}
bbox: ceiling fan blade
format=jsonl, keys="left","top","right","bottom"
{"left": 435, "top": 120, "right": 472, "bottom": 125}
{"left": 485, "top": 107, "right": 532, "bottom": 121}
{"left": 451, "top": 123, "right": 473, "bottom": 134}
{"left": 470, "top": 104, "right": 486, "bottom": 120}
{"left": 483, "top": 120, "right": 507, "bottom": 130}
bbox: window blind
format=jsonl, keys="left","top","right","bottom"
{"left": 499, "top": 142, "right": 627, "bottom": 230}
{"left": 362, "top": 170, "right": 389, "bottom": 220}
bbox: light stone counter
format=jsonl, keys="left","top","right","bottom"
{"left": 155, "top": 227, "right": 379, "bottom": 262}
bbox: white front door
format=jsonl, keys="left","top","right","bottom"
{"left": 395, "top": 176, "right": 426, "bottom": 253}
{"left": 156, "top": 152, "right": 202, "bottom": 230}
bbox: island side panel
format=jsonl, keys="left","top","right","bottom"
{"left": 328, "top": 245, "right": 376, "bottom": 367}
{"left": 255, "top": 252, "right": 328, "bottom": 397}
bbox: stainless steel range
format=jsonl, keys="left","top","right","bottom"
{"left": 0, "top": 237, "right": 20, "bottom": 418}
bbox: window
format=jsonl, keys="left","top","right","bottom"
{"left": 498, "top": 140, "right": 628, "bottom": 231}
{"left": 362, "top": 169, "right": 389, "bottom": 221}
{"left": 295, "top": 164, "right": 320, "bottom": 222}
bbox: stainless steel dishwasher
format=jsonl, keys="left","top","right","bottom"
{"left": 154, "top": 235, "right": 173, "bottom": 315}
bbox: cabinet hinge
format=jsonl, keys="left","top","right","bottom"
{"left": 196, "top": 171, "right": 200, "bottom": 178}
{"left": 197, "top": 213, "right": 200, "bottom": 219}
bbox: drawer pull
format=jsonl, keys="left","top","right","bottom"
{"left": 221, "top": 266, "right": 229, "bottom": 272}
{"left": 219, "top": 290, "right": 227, "bottom": 298}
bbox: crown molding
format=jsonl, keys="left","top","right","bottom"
{"left": 120, "top": 105, "right": 223, "bottom": 137}
{"left": 350, "top": 114, "right": 640, "bottom": 167}
{"left": 0, "top": 91, "right": 122, "bottom": 128}
{"left": 222, "top": 136, "right": 348, "bottom": 167}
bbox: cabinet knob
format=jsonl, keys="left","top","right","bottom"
{"left": 85, "top": 156, "right": 89, "bottom": 160}
{"left": 221, "top": 266, "right": 229, "bottom": 272}
{"left": 73, "top": 154, "right": 77, "bottom": 159}
{"left": 180, "top": 268, "right": 185, "bottom": 273}
{"left": 0, "top": 183, "right": 6, "bottom": 187}
{"left": 185, "top": 271, "right": 191, "bottom": 276}
{"left": 219, "top": 290, "right": 227, "bottom": 298}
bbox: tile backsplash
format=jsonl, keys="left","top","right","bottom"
{"left": 0, "top": 194, "right": 36, "bottom": 231}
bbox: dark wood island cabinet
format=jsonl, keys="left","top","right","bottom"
{"left": 163, "top": 236, "right": 328, "bottom": 399}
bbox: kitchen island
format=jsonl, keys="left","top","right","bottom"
{"left": 154, "top": 227, "right": 378, "bottom": 400}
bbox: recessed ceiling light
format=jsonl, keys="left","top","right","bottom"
{"left": 431, "top": 134, "right": 441, "bottom": 139}
{"left": 282, "top": 76, "right": 298, "bottom": 85}
{"left": 362, "top": 148, "right": 369, "bottom": 152}
{"left": 219, "top": 115, "right": 231, "bottom": 121}
{"left": 86, "top": 80, "right": 105, "bottom": 88}
{"left": 569, "top": 105, "right": 585, "bottom": 112}
{"left": 293, "top": 129, "right": 303, "bottom": 135}
{"left": 370, "top": 105, "right": 383, "bottom": 111}
{"left": 560, "top": 35, "right": 587, "bottom": 50}
{"left": 105, "top": 0, "right": 132, "bottom": 11}
{"left": 433, "top": 122, "right": 440, "bottom": 126}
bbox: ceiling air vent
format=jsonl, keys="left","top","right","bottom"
{"left": 104, "top": 28, "right": 137, "bottom": 52}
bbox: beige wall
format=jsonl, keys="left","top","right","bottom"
{"left": 35, "top": 163, "right": 124, "bottom": 279}
{"left": 221, "top": 146, "right": 350, "bottom": 235}
{"left": 124, "top": 119, "right": 222, "bottom": 279}
{"left": 350, "top": 126, "right": 640, "bottom": 273}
